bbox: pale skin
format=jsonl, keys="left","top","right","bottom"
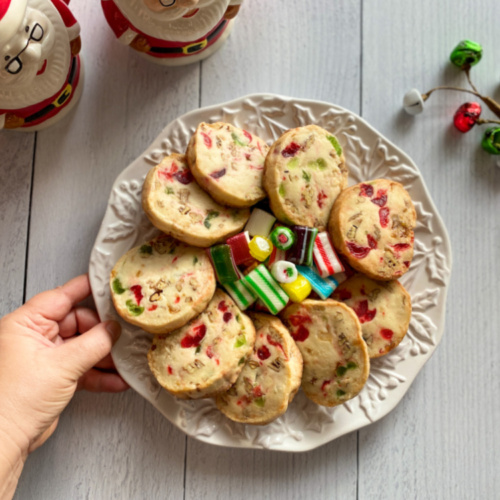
{"left": 0, "top": 275, "right": 128, "bottom": 500}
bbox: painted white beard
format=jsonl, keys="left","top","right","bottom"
{"left": 0, "top": 0, "right": 71, "bottom": 110}
{"left": 114, "top": 0, "right": 229, "bottom": 42}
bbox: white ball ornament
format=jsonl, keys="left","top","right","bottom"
{"left": 403, "top": 88, "right": 425, "bottom": 115}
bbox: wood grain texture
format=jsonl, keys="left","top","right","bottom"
{"left": 0, "top": 133, "right": 34, "bottom": 315}
{"left": 360, "top": 1, "right": 499, "bottom": 499}
{"left": 186, "top": 2, "right": 361, "bottom": 499}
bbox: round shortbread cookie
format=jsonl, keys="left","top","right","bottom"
{"left": 328, "top": 179, "right": 416, "bottom": 280}
{"left": 280, "top": 299, "right": 369, "bottom": 407}
{"left": 186, "top": 122, "right": 269, "bottom": 208}
{"left": 333, "top": 275, "right": 411, "bottom": 358}
{"left": 263, "top": 125, "right": 348, "bottom": 227}
{"left": 110, "top": 235, "right": 216, "bottom": 334}
{"left": 215, "top": 312, "right": 303, "bottom": 425}
{"left": 147, "top": 290, "right": 256, "bottom": 399}
{"left": 142, "top": 153, "right": 250, "bottom": 247}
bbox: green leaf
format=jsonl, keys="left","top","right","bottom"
{"left": 327, "top": 135, "right": 343, "bottom": 156}
{"left": 112, "top": 278, "right": 126, "bottom": 295}
{"left": 165, "top": 187, "right": 174, "bottom": 195}
{"left": 254, "top": 397, "right": 266, "bottom": 407}
{"left": 302, "top": 170, "right": 311, "bottom": 182}
{"left": 139, "top": 244, "right": 153, "bottom": 255}
{"left": 203, "top": 210, "right": 219, "bottom": 229}
{"left": 126, "top": 300, "right": 144, "bottom": 316}
{"left": 234, "top": 334, "right": 246, "bottom": 348}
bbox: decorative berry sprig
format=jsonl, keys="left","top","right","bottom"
{"left": 403, "top": 40, "right": 500, "bottom": 161}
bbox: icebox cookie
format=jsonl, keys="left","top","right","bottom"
{"left": 142, "top": 154, "right": 250, "bottom": 247}
{"left": 186, "top": 122, "right": 269, "bottom": 208}
{"left": 147, "top": 290, "right": 256, "bottom": 399}
{"left": 329, "top": 179, "right": 417, "bottom": 280}
{"left": 280, "top": 299, "right": 369, "bottom": 407}
{"left": 215, "top": 313, "right": 303, "bottom": 425}
{"left": 263, "top": 125, "right": 348, "bottom": 228}
{"left": 333, "top": 274, "right": 411, "bottom": 358}
{"left": 110, "top": 235, "right": 216, "bottom": 334}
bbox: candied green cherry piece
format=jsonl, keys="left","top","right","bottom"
{"left": 112, "top": 278, "right": 126, "bottom": 294}
{"left": 288, "top": 157, "right": 299, "bottom": 168}
{"left": 234, "top": 334, "right": 247, "bottom": 348}
{"left": 231, "top": 132, "right": 246, "bottom": 147}
{"left": 126, "top": 300, "right": 144, "bottom": 316}
{"left": 302, "top": 170, "right": 311, "bottom": 182}
{"left": 450, "top": 40, "right": 483, "bottom": 69}
{"left": 336, "top": 389, "right": 346, "bottom": 397}
{"left": 278, "top": 182, "right": 286, "bottom": 197}
{"left": 139, "top": 244, "right": 153, "bottom": 255}
{"left": 482, "top": 127, "right": 500, "bottom": 155}
{"left": 327, "top": 135, "right": 343, "bottom": 156}
{"left": 347, "top": 361, "right": 357, "bottom": 370}
{"left": 203, "top": 210, "right": 220, "bottom": 229}
{"left": 254, "top": 397, "right": 266, "bottom": 407}
{"left": 336, "top": 365, "right": 347, "bottom": 377}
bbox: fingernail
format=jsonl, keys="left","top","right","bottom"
{"left": 106, "top": 321, "right": 122, "bottom": 342}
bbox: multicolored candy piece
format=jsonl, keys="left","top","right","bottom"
{"left": 243, "top": 264, "right": 289, "bottom": 315}
{"left": 270, "top": 261, "right": 298, "bottom": 284}
{"left": 245, "top": 208, "right": 276, "bottom": 237}
{"left": 296, "top": 265, "right": 336, "bottom": 300}
{"left": 280, "top": 274, "right": 312, "bottom": 303}
{"left": 288, "top": 226, "right": 318, "bottom": 266}
{"left": 326, "top": 272, "right": 347, "bottom": 289}
{"left": 313, "top": 232, "right": 345, "bottom": 278}
{"left": 266, "top": 246, "right": 287, "bottom": 267}
{"left": 226, "top": 231, "right": 254, "bottom": 266}
{"left": 248, "top": 236, "right": 274, "bottom": 262}
{"left": 209, "top": 244, "right": 239, "bottom": 284}
{"left": 269, "top": 226, "right": 296, "bottom": 251}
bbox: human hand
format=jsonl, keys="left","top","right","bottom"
{"left": 0, "top": 275, "right": 128, "bottom": 461}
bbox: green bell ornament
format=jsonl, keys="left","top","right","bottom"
{"left": 450, "top": 40, "right": 483, "bottom": 69}
{"left": 481, "top": 128, "right": 500, "bottom": 155}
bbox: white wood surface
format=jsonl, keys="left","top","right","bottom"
{"left": 0, "top": 0, "right": 497, "bottom": 498}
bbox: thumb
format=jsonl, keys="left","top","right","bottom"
{"left": 57, "top": 321, "right": 121, "bottom": 379}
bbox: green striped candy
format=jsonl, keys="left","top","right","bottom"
{"left": 223, "top": 279, "right": 257, "bottom": 310}
{"left": 243, "top": 264, "right": 289, "bottom": 315}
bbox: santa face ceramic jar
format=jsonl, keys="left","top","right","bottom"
{"left": 0, "top": 0, "right": 82, "bottom": 131}
{"left": 102, "top": 0, "right": 242, "bottom": 66}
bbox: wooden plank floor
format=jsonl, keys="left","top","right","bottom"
{"left": 0, "top": 0, "right": 496, "bottom": 498}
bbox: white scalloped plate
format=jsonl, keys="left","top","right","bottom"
{"left": 89, "top": 94, "right": 452, "bottom": 452}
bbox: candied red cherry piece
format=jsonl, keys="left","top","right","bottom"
{"left": 453, "top": 102, "right": 482, "bottom": 133}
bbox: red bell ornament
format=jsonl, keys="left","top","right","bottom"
{"left": 453, "top": 102, "right": 482, "bottom": 133}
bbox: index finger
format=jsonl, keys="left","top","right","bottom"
{"left": 23, "top": 274, "right": 92, "bottom": 322}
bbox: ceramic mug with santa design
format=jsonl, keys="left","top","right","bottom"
{"left": 0, "top": 0, "right": 83, "bottom": 131}
{"left": 102, "top": 0, "right": 242, "bottom": 66}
